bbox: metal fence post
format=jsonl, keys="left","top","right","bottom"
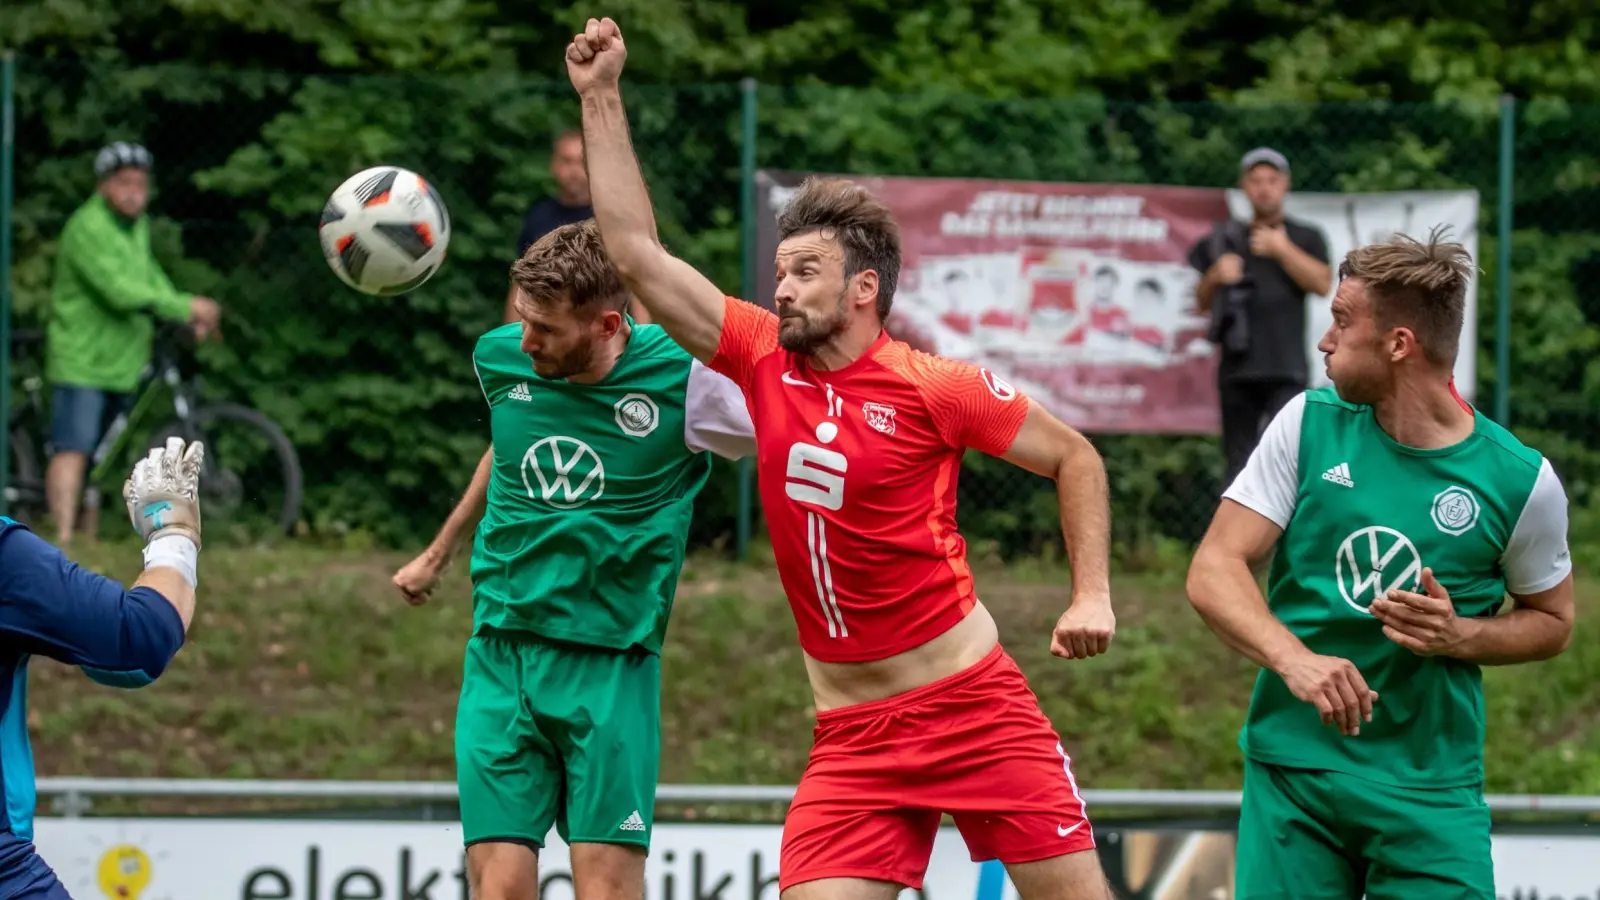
{"left": 1493, "top": 93, "right": 1515, "bottom": 427}
{"left": 736, "top": 77, "right": 757, "bottom": 561}
{"left": 0, "top": 52, "right": 16, "bottom": 517}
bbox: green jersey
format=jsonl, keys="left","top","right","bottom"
{"left": 1225, "top": 387, "right": 1571, "bottom": 787}
{"left": 468, "top": 322, "right": 754, "bottom": 653}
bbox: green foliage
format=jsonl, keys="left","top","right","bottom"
{"left": 4, "top": 0, "right": 1600, "bottom": 550}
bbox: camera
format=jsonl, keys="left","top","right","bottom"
{"left": 1207, "top": 275, "right": 1254, "bottom": 356}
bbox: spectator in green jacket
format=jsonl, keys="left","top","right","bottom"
{"left": 45, "top": 142, "right": 221, "bottom": 545}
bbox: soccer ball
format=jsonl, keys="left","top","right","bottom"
{"left": 318, "top": 166, "right": 450, "bottom": 295}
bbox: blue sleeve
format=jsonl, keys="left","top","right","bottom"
{"left": 0, "top": 523, "right": 185, "bottom": 685}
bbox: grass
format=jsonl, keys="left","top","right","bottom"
{"left": 26, "top": 539, "right": 1600, "bottom": 801}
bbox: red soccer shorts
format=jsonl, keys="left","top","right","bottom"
{"left": 779, "top": 644, "right": 1095, "bottom": 891}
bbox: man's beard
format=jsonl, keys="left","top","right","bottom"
{"left": 531, "top": 339, "right": 596, "bottom": 381}
{"left": 777, "top": 288, "right": 850, "bottom": 355}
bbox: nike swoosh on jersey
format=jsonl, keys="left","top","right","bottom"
{"left": 781, "top": 370, "right": 815, "bottom": 388}
{"left": 1057, "top": 822, "right": 1084, "bottom": 838}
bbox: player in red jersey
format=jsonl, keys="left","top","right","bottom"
{"left": 568, "top": 18, "right": 1118, "bottom": 900}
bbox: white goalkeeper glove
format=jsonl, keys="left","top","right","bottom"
{"left": 124, "top": 437, "right": 205, "bottom": 556}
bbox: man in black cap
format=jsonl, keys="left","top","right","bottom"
{"left": 1187, "top": 147, "right": 1331, "bottom": 486}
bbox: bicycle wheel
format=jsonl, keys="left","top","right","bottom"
{"left": 156, "top": 403, "right": 303, "bottom": 541}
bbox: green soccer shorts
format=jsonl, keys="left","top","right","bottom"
{"left": 455, "top": 631, "right": 661, "bottom": 850}
{"left": 1235, "top": 758, "right": 1493, "bottom": 899}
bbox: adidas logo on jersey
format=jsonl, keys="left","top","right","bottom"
{"left": 509, "top": 382, "right": 533, "bottom": 402}
{"left": 619, "top": 810, "right": 646, "bottom": 832}
{"left": 1321, "top": 462, "right": 1354, "bottom": 487}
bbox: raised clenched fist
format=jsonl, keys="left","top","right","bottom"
{"left": 566, "top": 17, "right": 627, "bottom": 96}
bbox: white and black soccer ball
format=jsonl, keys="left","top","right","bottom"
{"left": 318, "top": 166, "right": 450, "bottom": 295}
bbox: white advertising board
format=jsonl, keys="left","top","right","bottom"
{"left": 29, "top": 818, "right": 1600, "bottom": 900}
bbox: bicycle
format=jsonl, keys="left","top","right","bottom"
{"left": 6, "top": 322, "right": 304, "bottom": 542}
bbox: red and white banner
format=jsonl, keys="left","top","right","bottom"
{"left": 754, "top": 172, "right": 1481, "bottom": 434}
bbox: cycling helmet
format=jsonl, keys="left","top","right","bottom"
{"left": 94, "top": 141, "right": 153, "bottom": 179}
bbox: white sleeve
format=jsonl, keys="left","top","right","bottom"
{"left": 1502, "top": 458, "right": 1572, "bottom": 595}
{"left": 684, "top": 359, "right": 756, "bottom": 460}
{"left": 1220, "top": 392, "right": 1305, "bottom": 529}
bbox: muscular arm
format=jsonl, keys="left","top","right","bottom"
{"left": 1001, "top": 401, "right": 1111, "bottom": 599}
{"left": 578, "top": 84, "right": 724, "bottom": 362}
{"left": 1186, "top": 502, "right": 1309, "bottom": 670}
{"left": 1446, "top": 462, "right": 1574, "bottom": 664}
{"left": 422, "top": 447, "right": 494, "bottom": 563}
{"left": 1447, "top": 577, "right": 1574, "bottom": 665}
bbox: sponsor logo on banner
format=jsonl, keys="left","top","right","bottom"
{"left": 29, "top": 818, "right": 1600, "bottom": 900}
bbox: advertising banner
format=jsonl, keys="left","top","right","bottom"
{"left": 32, "top": 818, "right": 1594, "bottom": 900}
{"left": 755, "top": 172, "right": 1481, "bottom": 434}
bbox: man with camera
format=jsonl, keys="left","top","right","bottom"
{"left": 1188, "top": 148, "right": 1331, "bottom": 485}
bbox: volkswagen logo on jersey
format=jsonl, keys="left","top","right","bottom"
{"left": 1335, "top": 525, "right": 1422, "bottom": 614}
{"left": 614, "top": 392, "right": 660, "bottom": 438}
{"left": 522, "top": 436, "right": 606, "bottom": 509}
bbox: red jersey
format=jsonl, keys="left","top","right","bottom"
{"left": 710, "top": 297, "right": 1030, "bottom": 663}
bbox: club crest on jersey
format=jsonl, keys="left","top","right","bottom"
{"left": 1334, "top": 525, "right": 1422, "bottom": 615}
{"left": 614, "top": 393, "right": 659, "bottom": 438}
{"left": 1431, "top": 485, "right": 1480, "bottom": 536}
{"left": 981, "top": 368, "right": 1017, "bottom": 402}
{"left": 861, "top": 401, "right": 897, "bottom": 436}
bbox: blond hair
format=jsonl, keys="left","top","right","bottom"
{"left": 509, "top": 220, "right": 628, "bottom": 316}
{"left": 1338, "top": 226, "right": 1476, "bottom": 367}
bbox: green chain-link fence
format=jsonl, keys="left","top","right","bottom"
{"left": 3, "top": 58, "right": 1598, "bottom": 564}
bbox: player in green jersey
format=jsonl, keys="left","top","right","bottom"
{"left": 391, "top": 220, "right": 754, "bottom": 900}
{"left": 1187, "top": 229, "right": 1574, "bottom": 899}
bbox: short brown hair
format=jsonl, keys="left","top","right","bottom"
{"left": 553, "top": 129, "right": 582, "bottom": 152}
{"left": 1338, "top": 226, "right": 1476, "bottom": 367}
{"left": 509, "top": 220, "right": 628, "bottom": 316}
{"left": 778, "top": 178, "right": 901, "bottom": 321}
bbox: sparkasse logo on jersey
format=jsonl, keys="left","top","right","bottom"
{"left": 522, "top": 436, "right": 605, "bottom": 509}
{"left": 1335, "top": 525, "right": 1422, "bottom": 614}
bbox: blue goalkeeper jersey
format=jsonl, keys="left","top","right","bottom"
{"left": 0, "top": 517, "right": 187, "bottom": 848}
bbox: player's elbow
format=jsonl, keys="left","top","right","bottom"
{"left": 1184, "top": 544, "right": 1231, "bottom": 615}
{"left": 1544, "top": 610, "right": 1574, "bottom": 658}
{"left": 94, "top": 586, "right": 187, "bottom": 686}
{"left": 1049, "top": 426, "right": 1102, "bottom": 482}
{"left": 605, "top": 233, "right": 666, "bottom": 285}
